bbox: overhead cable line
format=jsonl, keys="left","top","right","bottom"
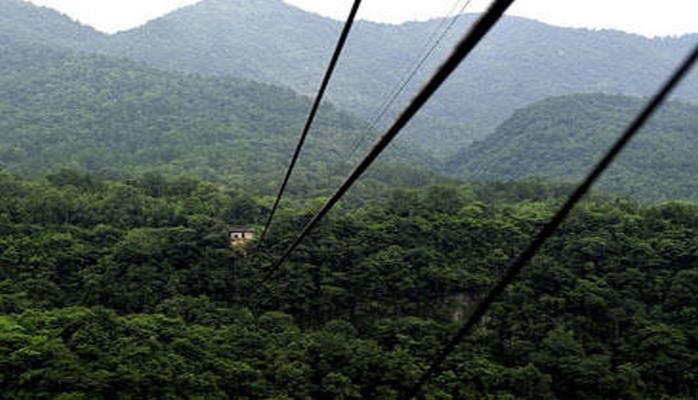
{"left": 257, "top": 0, "right": 363, "bottom": 247}
{"left": 402, "top": 41, "right": 698, "bottom": 400}
{"left": 346, "top": 0, "right": 475, "bottom": 161}
{"left": 262, "top": 0, "right": 517, "bottom": 282}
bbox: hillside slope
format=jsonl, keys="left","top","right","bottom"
{"left": 3, "top": 0, "right": 697, "bottom": 158}
{"left": 446, "top": 94, "right": 698, "bottom": 201}
{"left": 0, "top": 41, "right": 364, "bottom": 191}
{"left": 0, "top": 0, "right": 106, "bottom": 49}
{"left": 102, "top": 0, "right": 698, "bottom": 154}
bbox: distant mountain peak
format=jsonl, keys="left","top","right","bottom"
{"left": 0, "top": 0, "right": 106, "bottom": 48}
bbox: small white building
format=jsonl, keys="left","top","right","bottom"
{"left": 229, "top": 226, "right": 256, "bottom": 247}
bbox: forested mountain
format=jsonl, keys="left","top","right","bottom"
{"left": 0, "top": 39, "right": 445, "bottom": 197}
{"left": 1, "top": 172, "right": 697, "bottom": 398}
{"left": 446, "top": 94, "right": 698, "bottom": 201}
{"left": 96, "top": 0, "right": 698, "bottom": 154}
{"left": 3, "top": 1, "right": 697, "bottom": 201}
{"left": 3, "top": 0, "right": 697, "bottom": 157}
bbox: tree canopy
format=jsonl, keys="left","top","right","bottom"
{"left": 1, "top": 171, "right": 696, "bottom": 398}
{"left": 447, "top": 93, "right": 698, "bottom": 202}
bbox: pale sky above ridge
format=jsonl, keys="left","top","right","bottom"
{"left": 23, "top": 0, "right": 698, "bottom": 37}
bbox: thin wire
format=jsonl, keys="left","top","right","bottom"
{"left": 261, "top": 0, "right": 517, "bottom": 283}
{"left": 401, "top": 41, "right": 698, "bottom": 400}
{"left": 346, "top": 0, "right": 475, "bottom": 161}
{"left": 257, "top": 0, "right": 363, "bottom": 247}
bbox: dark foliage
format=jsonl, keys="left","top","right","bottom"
{"left": 0, "top": 39, "right": 445, "bottom": 197}
{"left": 1, "top": 172, "right": 696, "bottom": 398}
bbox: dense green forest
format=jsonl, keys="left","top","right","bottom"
{"left": 0, "top": 39, "right": 351, "bottom": 186}
{"left": 3, "top": 27, "right": 698, "bottom": 205}
{"left": 0, "top": 38, "right": 444, "bottom": 198}
{"left": 2, "top": 1, "right": 698, "bottom": 398}
{"left": 446, "top": 93, "right": 698, "bottom": 202}
{"left": 3, "top": 0, "right": 698, "bottom": 156}
{"left": 1, "top": 171, "right": 697, "bottom": 398}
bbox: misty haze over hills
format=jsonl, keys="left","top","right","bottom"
{"left": 2, "top": 0, "right": 697, "bottom": 158}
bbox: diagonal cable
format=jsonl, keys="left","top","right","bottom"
{"left": 257, "top": 0, "right": 363, "bottom": 246}
{"left": 261, "top": 0, "right": 517, "bottom": 282}
{"left": 401, "top": 40, "right": 698, "bottom": 400}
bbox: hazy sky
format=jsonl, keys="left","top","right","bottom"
{"left": 25, "top": 0, "right": 698, "bottom": 37}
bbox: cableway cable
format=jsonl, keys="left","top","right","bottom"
{"left": 261, "top": 0, "right": 517, "bottom": 283}
{"left": 401, "top": 40, "right": 698, "bottom": 400}
{"left": 346, "top": 0, "right": 475, "bottom": 161}
{"left": 257, "top": 0, "right": 363, "bottom": 247}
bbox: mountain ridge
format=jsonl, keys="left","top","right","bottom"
{"left": 4, "top": 0, "right": 697, "bottom": 158}
{"left": 0, "top": 0, "right": 107, "bottom": 49}
{"left": 0, "top": 37, "right": 445, "bottom": 198}
{"left": 103, "top": 0, "right": 698, "bottom": 155}
{"left": 445, "top": 93, "right": 698, "bottom": 201}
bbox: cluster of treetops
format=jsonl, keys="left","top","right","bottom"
{"left": 0, "top": 169, "right": 697, "bottom": 399}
